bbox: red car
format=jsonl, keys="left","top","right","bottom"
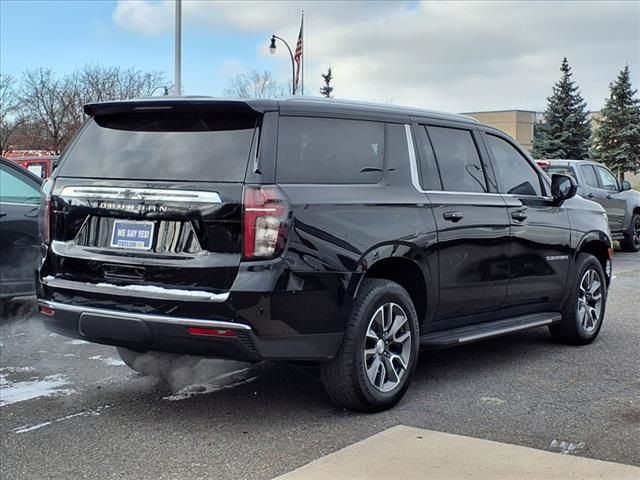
{"left": 11, "top": 156, "right": 57, "bottom": 179}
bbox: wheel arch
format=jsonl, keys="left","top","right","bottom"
{"left": 575, "top": 231, "right": 612, "bottom": 284}
{"left": 350, "top": 243, "right": 434, "bottom": 324}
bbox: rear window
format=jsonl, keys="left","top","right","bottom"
{"left": 59, "top": 112, "right": 257, "bottom": 181}
{"left": 547, "top": 165, "right": 576, "bottom": 180}
{"left": 277, "top": 116, "right": 384, "bottom": 184}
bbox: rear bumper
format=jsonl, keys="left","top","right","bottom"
{"left": 38, "top": 299, "right": 343, "bottom": 362}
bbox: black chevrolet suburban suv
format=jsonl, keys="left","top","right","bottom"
{"left": 38, "top": 97, "right": 613, "bottom": 411}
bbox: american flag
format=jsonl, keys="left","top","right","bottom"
{"left": 293, "top": 16, "right": 303, "bottom": 94}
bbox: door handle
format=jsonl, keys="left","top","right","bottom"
{"left": 587, "top": 193, "right": 594, "bottom": 198}
{"left": 511, "top": 211, "right": 528, "bottom": 221}
{"left": 606, "top": 194, "right": 612, "bottom": 200}
{"left": 443, "top": 211, "right": 464, "bottom": 222}
{"left": 0, "top": 212, "right": 7, "bottom": 218}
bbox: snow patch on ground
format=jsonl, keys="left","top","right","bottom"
{"left": 1, "top": 366, "right": 36, "bottom": 374}
{"left": 549, "top": 439, "right": 586, "bottom": 454}
{"left": 12, "top": 405, "right": 111, "bottom": 434}
{"left": 163, "top": 372, "right": 259, "bottom": 401}
{"left": 479, "top": 396, "right": 505, "bottom": 405}
{"left": 89, "top": 355, "right": 126, "bottom": 367}
{"left": 13, "top": 422, "right": 52, "bottom": 434}
{"left": 163, "top": 365, "right": 261, "bottom": 402}
{"left": 0, "top": 373, "right": 75, "bottom": 407}
{"left": 66, "top": 339, "right": 88, "bottom": 345}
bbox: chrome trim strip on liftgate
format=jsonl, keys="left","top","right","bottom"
{"left": 38, "top": 300, "right": 252, "bottom": 331}
{"left": 59, "top": 186, "right": 222, "bottom": 203}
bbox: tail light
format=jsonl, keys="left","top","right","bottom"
{"left": 39, "top": 305, "right": 55, "bottom": 316}
{"left": 39, "top": 178, "right": 54, "bottom": 244}
{"left": 242, "top": 185, "right": 289, "bottom": 260}
{"left": 186, "top": 327, "right": 236, "bottom": 337}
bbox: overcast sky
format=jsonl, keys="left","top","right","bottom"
{"left": 2, "top": 1, "right": 639, "bottom": 113}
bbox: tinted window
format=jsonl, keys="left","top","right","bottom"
{"left": 427, "top": 126, "right": 486, "bottom": 193}
{"left": 486, "top": 134, "right": 542, "bottom": 196}
{"left": 385, "top": 124, "right": 414, "bottom": 188}
{"left": 0, "top": 166, "right": 40, "bottom": 204}
{"left": 59, "top": 112, "right": 256, "bottom": 181}
{"left": 414, "top": 126, "right": 442, "bottom": 190}
{"left": 547, "top": 165, "right": 576, "bottom": 180}
{"left": 596, "top": 166, "right": 619, "bottom": 191}
{"left": 580, "top": 165, "right": 599, "bottom": 187}
{"left": 277, "top": 117, "right": 384, "bottom": 184}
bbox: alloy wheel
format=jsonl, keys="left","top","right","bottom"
{"left": 577, "top": 268, "right": 603, "bottom": 333}
{"left": 363, "top": 302, "right": 412, "bottom": 393}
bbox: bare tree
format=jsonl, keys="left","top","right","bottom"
{"left": 19, "top": 68, "right": 78, "bottom": 153}
{"left": 0, "top": 73, "right": 24, "bottom": 154}
{"left": 223, "top": 70, "right": 287, "bottom": 99}
{"left": 13, "top": 66, "right": 170, "bottom": 153}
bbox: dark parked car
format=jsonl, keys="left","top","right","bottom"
{"left": 38, "top": 98, "right": 613, "bottom": 411}
{"left": 0, "top": 156, "right": 42, "bottom": 303}
{"left": 541, "top": 160, "right": 639, "bottom": 252}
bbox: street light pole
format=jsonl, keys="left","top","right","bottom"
{"left": 269, "top": 35, "right": 296, "bottom": 95}
{"left": 150, "top": 86, "right": 169, "bottom": 96}
{"left": 175, "top": 0, "right": 182, "bottom": 95}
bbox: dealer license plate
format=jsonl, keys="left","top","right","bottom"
{"left": 110, "top": 220, "right": 155, "bottom": 250}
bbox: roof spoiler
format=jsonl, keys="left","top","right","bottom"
{"left": 83, "top": 98, "right": 274, "bottom": 116}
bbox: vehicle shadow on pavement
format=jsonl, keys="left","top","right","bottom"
{"left": 120, "top": 329, "right": 559, "bottom": 416}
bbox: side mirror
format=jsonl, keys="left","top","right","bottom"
{"left": 551, "top": 174, "right": 577, "bottom": 204}
{"left": 621, "top": 180, "right": 632, "bottom": 191}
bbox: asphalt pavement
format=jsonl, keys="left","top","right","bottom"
{"left": 1, "top": 252, "right": 639, "bottom": 480}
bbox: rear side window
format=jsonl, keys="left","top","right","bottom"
{"left": 0, "top": 165, "right": 40, "bottom": 204}
{"left": 277, "top": 116, "right": 384, "bottom": 184}
{"left": 486, "top": 134, "right": 542, "bottom": 196}
{"left": 59, "top": 112, "right": 257, "bottom": 181}
{"left": 427, "top": 126, "right": 487, "bottom": 193}
{"left": 580, "top": 165, "right": 599, "bottom": 187}
{"left": 414, "top": 126, "right": 442, "bottom": 190}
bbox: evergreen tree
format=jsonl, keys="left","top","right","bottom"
{"left": 591, "top": 65, "right": 640, "bottom": 181}
{"left": 320, "top": 67, "right": 334, "bottom": 98}
{"left": 530, "top": 120, "right": 548, "bottom": 159}
{"left": 532, "top": 58, "right": 591, "bottom": 159}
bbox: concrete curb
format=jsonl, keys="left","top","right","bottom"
{"left": 275, "top": 425, "right": 640, "bottom": 480}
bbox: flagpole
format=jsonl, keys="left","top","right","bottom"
{"left": 175, "top": 0, "right": 182, "bottom": 95}
{"left": 301, "top": 10, "right": 304, "bottom": 96}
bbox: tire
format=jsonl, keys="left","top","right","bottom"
{"left": 620, "top": 213, "right": 640, "bottom": 252}
{"left": 116, "top": 347, "right": 199, "bottom": 377}
{"left": 549, "top": 253, "right": 607, "bottom": 345}
{"left": 320, "top": 279, "right": 420, "bottom": 412}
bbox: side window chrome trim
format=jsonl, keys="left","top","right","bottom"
{"left": 404, "top": 124, "right": 503, "bottom": 198}
{"left": 404, "top": 124, "right": 424, "bottom": 193}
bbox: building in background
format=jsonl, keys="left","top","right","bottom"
{"left": 463, "top": 110, "right": 537, "bottom": 151}
{"left": 463, "top": 109, "right": 638, "bottom": 187}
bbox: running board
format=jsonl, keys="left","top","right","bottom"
{"left": 420, "top": 312, "right": 562, "bottom": 348}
